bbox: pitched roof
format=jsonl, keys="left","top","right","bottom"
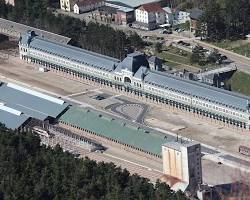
{"left": 163, "top": 7, "right": 172, "bottom": 14}
{"left": 138, "top": 3, "right": 165, "bottom": 13}
{"left": 115, "top": 52, "right": 149, "bottom": 74}
{"left": 0, "top": 109, "right": 30, "bottom": 130}
{"left": 0, "top": 83, "right": 69, "bottom": 121}
{"left": 59, "top": 106, "right": 168, "bottom": 156}
{"left": 20, "top": 32, "right": 119, "bottom": 72}
{"left": 106, "top": 0, "right": 160, "bottom": 8}
{"left": 190, "top": 8, "right": 203, "bottom": 20}
{"left": 74, "top": 0, "right": 103, "bottom": 7}
{"left": 143, "top": 70, "right": 250, "bottom": 110}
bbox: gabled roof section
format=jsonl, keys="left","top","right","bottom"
{"left": 20, "top": 32, "right": 120, "bottom": 72}
{"left": 106, "top": 0, "right": 160, "bottom": 8}
{"left": 138, "top": 3, "right": 165, "bottom": 13}
{"left": 163, "top": 7, "right": 172, "bottom": 14}
{"left": 115, "top": 52, "right": 149, "bottom": 74}
{"left": 74, "top": 0, "right": 103, "bottom": 7}
{"left": 59, "top": 106, "right": 168, "bottom": 156}
{"left": 0, "top": 83, "right": 69, "bottom": 120}
{"left": 143, "top": 71, "right": 250, "bottom": 110}
{"left": 190, "top": 8, "right": 203, "bottom": 20}
{"left": 134, "top": 66, "right": 149, "bottom": 80}
{"left": 0, "top": 109, "right": 29, "bottom": 130}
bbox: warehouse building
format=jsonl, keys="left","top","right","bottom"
{"left": 19, "top": 31, "right": 250, "bottom": 130}
{"left": 0, "top": 82, "right": 69, "bottom": 129}
{"left": 0, "top": 103, "right": 30, "bottom": 130}
{"left": 59, "top": 106, "right": 166, "bottom": 160}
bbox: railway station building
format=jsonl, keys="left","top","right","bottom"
{"left": 19, "top": 31, "right": 250, "bottom": 130}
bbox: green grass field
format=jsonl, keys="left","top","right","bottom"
{"left": 213, "top": 40, "right": 250, "bottom": 58}
{"left": 227, "top": 71, "right": 250, "bottom": 96}
{"left": 157, "top": 46, "right": 215, "bottom": 72}
{"left": 231, "top": 43, "right": 250, "bottom": 57}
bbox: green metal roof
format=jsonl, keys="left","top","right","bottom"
{"left": 59, "top": 107, "right": 167, "bottom": 156}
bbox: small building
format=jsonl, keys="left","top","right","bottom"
{"left": 148, "top": 56, "right": 163, "bottom": 71}
{"left": 60, "top": 0, "right": 72, "bottom": 12}
{"left": 135, "top": 3, "right": 166, "bottom": 30}
{"left": 5, "top": 0, "right": 15, "bottom": 6}
{"left": 98, "top": 6, "right": 118, "bottom": 23}
{"left": 163, "top": 7, "right": 174, "bottom": 25}
{"left": 73, "top": 0, "right": 105, "bottom": 14}
{"left": 162, "top": 141, "right": 202, "bottom": 194}
{"left": 116, "top": 7, "right": 134, "bottom": 25}
{"left": 190, "top": 8, "right": 204, "bottom": 33}
{"left": 173, "top": 9, "right": 190, "bottom": 25}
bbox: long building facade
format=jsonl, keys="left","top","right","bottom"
{"left": 19, "top": 31, "right": 250, "bottom": 130}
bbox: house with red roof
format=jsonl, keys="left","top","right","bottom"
{"left": 135, "top": 3, "right": 166, "bottom": 30}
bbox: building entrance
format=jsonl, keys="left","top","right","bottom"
{"left": 124, "top": 77, "right": 131, "bottom": 84}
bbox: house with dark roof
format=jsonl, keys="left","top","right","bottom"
{"left": 135, "top": 3, "right": 166, "bottom": 30}
{"left": 148, "top": 56, "right": 163, "bottom": 71}
{"left": 73, "top": 0, "right": 105, "bottom": 14}
{"left": 189, "top": 8, "right": 204, "bottom": 33}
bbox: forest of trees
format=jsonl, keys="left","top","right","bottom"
{"left": 0, "top": 0, "right": 145, "bottom": 59}
{"left": 199, "top": 0, "right": 250, "bottom": 41}
{"left": 0, "top": 124, "right": 187, "bottom": 200}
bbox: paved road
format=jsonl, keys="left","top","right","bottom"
{"left": 195, "top": 40, "right": 250, "bottom": 74}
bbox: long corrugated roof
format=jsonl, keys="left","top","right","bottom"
{"left": 106, "top": 0, "right": 160, "bottom": 8}
{"left": 0, "top": 110, "right": 29, "bottom": 130}
{"left": 59, "top": 107, "right": 167, "bottom": 156}
{"left": 24, "top": 36, "right": 120, "bottom": 72}
{"left": 0, "top": 83, "right": 69, "bottom": 120}
{"left": 144, "top": 71, "right": 250, "bottom": 110}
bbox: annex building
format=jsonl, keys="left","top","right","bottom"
{"left": 0, "top": 81, "right": 69, "bottom": 129}
{"left": 19, "top": 31, "right": 250, "bottom": 130}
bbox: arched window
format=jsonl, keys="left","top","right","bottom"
{"left": 124, "top": 77, "right": 131, "bottom": 83}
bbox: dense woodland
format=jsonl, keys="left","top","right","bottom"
{"left": 0, "top": 125, "right": 187, "bottom": 200}
{"left": 0, "top": 0, "right": 144, "bottom": 59}
{"left": 1, "top": 0, "right": 249, "bottom": 54}
{"left": 199, "top": 0, "right": 250, "bottom": 41}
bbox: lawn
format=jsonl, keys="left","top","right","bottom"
{"left": 212, "top": 40, "right": 250, "bottom": 58}
{"left": 157, "top": 46, "right": 214, "bottom": 72}
{"left": 231, "top": 43, "right": 250, "bottom": 57}
{"left": 227, "top": 71, "right": 250, "bottom": 96}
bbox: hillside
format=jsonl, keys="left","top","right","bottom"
{"left": 0, "top": 124, "right": 187, "bottom": 200}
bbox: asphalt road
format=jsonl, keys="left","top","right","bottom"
{"left": 195, "top": 40, "right": 250, "bottom": 74}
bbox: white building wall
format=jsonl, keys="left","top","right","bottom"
{"left": 135, "top": 9, "right": 149, "bottom": 23}
{"left": 174, "top": 10, "right": 190, "bottom": 24}
{"left": 73, "top": 4, "right": 80, "bottom": 14}
{"left": 19, "top": 41, "right": 250, "bottom": 128}
{"left": 5, "top": 0, "right": 15, "bottom": 6}
{"left": 60, "top": 0, "right": 71, "bottom": 12}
